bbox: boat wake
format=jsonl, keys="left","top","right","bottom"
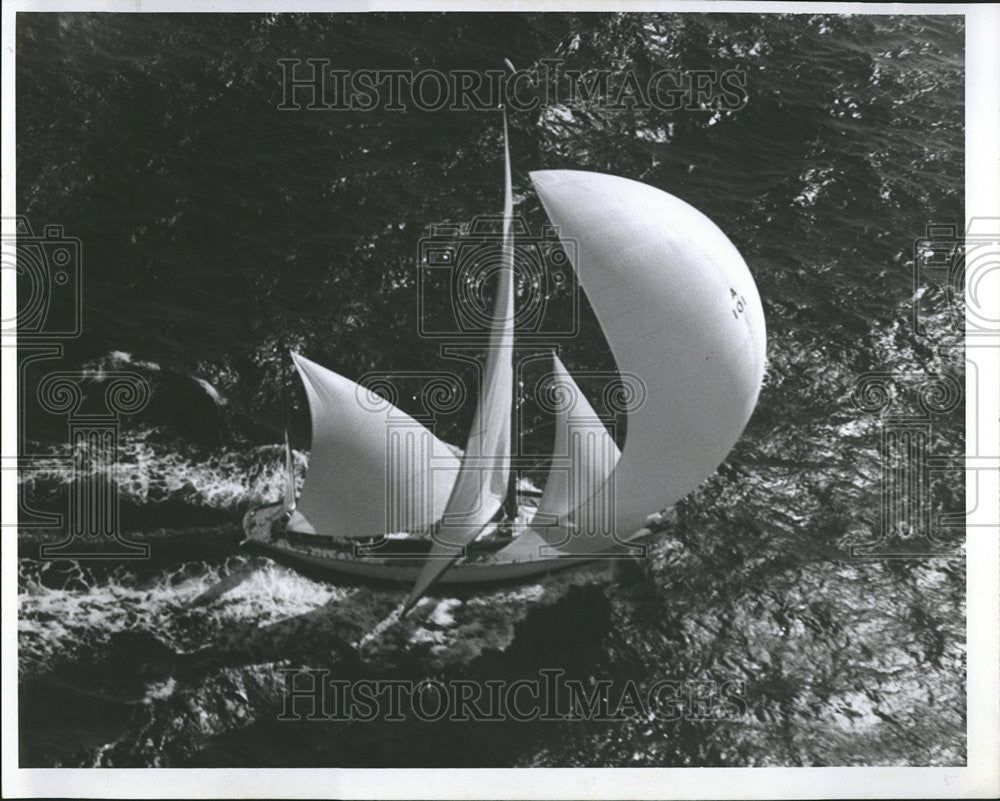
{"left": 17, "top": 554, "right": 352, "bottom": 677}
{"left": 18, "top": 539, "right": 612, "bottom": 767}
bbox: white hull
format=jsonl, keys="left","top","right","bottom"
{"left": 241, "top": 504, "right": 594, "bottom": 585}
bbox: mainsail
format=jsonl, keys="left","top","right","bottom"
{"left": 289, "top": 351, "right": 461, "bottom": 538}
{"left": 494, "top": 170, "right": 767, "bottom": 561}
{"left": 402, "top": 114, "right": 516, "bottom": 611}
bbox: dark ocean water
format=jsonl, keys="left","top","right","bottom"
{"left": 16, "top": 13, "right": 966, "bottom": 767}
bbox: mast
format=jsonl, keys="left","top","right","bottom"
{"left": 500, "top": 57, "right": 521, "bottom": 528}
{"left": 282, "top": 352, "right": 296, "bottom": 513}
{"left": 501, "top": 398, "right": 519, "bottom": 526}
{"left": 402, "top": 107, "right": 516, "bottom": 615}
{"left": 501, "top": 303, "right": 519, "bottom": 527}
{"left": 283, "top": 426, "right": 296, "bottom": 513}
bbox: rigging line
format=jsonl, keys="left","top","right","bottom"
{"left": 352, "top": 601, "right": 407, "bottom": 649}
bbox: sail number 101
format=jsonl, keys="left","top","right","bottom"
{"left": 730, "top": 288, "right": 748, "bottom": 320}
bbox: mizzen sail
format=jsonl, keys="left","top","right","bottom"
{"left": 403, "top": 114, "right": 516, "bottom": 611}
{"left": 289, "top": 351, "right": 461, "bottom": 538}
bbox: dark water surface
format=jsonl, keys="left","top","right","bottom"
{"left": 16, "top": 13, "right": 965, "bottom": 767}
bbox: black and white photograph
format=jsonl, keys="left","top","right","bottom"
{"left": 2, "top": 2, "right": 998, "bottom": 798}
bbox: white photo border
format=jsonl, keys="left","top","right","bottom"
{"left": 2, "top": 2, "right": 997, "bottom": 798}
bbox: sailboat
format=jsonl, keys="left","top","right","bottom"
{"left": 241, "top": 114, "right": 767, "bottom": 613}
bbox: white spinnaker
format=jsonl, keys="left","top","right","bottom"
{"left": 289, "top": 351, "right": 461, "bottom": 538}
{"left": 531, "top": 353, "right": 621, "bottom": 526}
{"left": 404, "top": 115, "right": 516, "bottom": 610}
{"left": 496, "top": 170, "right": 767, "bottom": 560}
